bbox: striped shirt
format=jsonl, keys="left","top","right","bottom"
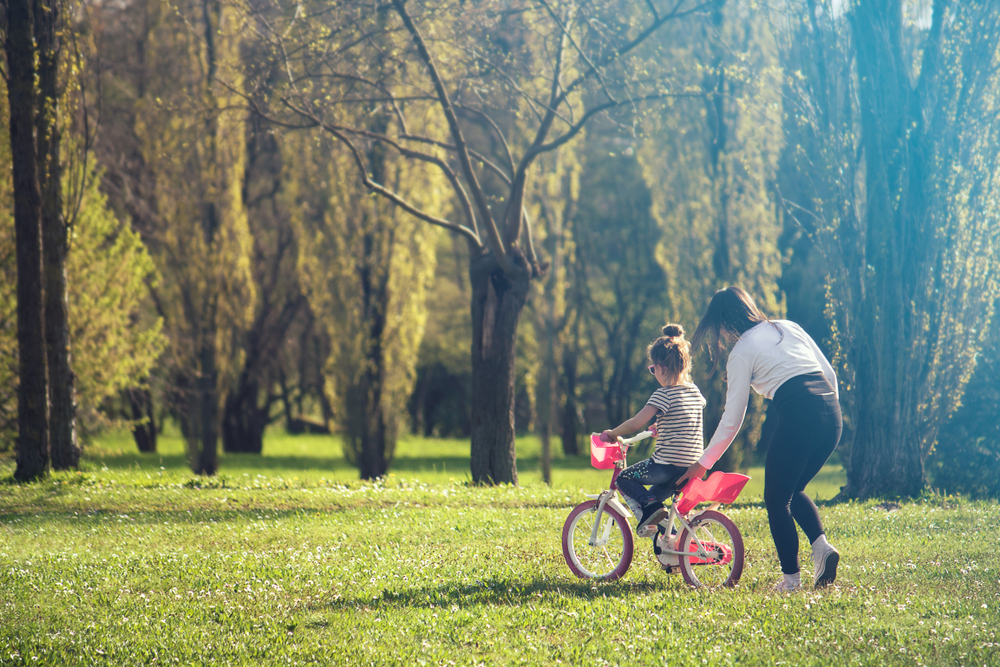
{"left": 646, "top": 383, "right": 706, "bottom": 466}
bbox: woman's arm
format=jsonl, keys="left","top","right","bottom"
{"left": 677, "top": 356, "right": 751, "bottom": 485}
{"left": 601, "top": 404, "right": 659, "bottom": 442}
{"left": 699, "top": 353, "right": 752, "bottom": 468}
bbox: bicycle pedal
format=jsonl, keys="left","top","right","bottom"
{"left": 636, "top": 525, "right": 657, "bottom": 538}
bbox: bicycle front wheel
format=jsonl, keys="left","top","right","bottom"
{"left": 562, "top": 500, "right": 634, "bottom": 581}
{"left": 676, "top": 509, "right": 744, "bottom": 588}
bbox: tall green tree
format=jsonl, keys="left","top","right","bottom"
{"left": 1, "top": 81, "right": 165, "bottom": 451}
{"left": 0, "top": 83, "right": 21, "bottom": 451}
{"left": 773, "top": 0, "right": 1000, "bottom": 498}
{"left": 528, "top": 144, "right": 581, "bottom": 479}
{"left": 286, "top": 129, "right": 437, "bottom": 479}
{"left": 34, "top": 0, "right": 81, "bottom": 470}
{"left": 574, "top": 140, "right": 667, "bottom": 429}
{"left": 638, "top": 0, "right": 786, "bottom": 471}
{"left": 131, "top": 0, "right": 256, "bottom": 474}
{"left": 220, "top": 118, "right": 306, "bottom": 455}
{"left": 4, "top": 0, "right": 50, "bottom": 479}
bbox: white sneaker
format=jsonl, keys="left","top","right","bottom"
{"left": 774, "top": 574, "right": 801, "bottom": 592}
{"left": 812, "top": 541, "right": 840, "bottom": 588}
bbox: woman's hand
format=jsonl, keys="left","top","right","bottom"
{"left": 677, "top": 462, "right": 708, "bottom": 487}
{"left": 600, "top": 430, "right": 616, "bottom": 443}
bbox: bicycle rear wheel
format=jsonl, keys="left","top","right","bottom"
{"left": 676, "top": 509, "right": 744, "bottom": 588}
{"left": 562, "top": 500, "right": 634, "bottom": 581}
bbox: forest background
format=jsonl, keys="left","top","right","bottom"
{"left": 3, "top": 0, "right": 1000, "bottom": 499}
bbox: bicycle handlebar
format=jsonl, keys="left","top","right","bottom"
{"left": 620, "top": 430, "right": 654, "bottom": 446}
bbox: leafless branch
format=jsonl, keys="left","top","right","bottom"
{"left": 400, "top": 132, "right": 511, "bottom": 185}
{"left": 453, "top": 105, "right": 515, "bottom": 178}
{"left": 538, "top": 0, "right": 616, "bottom": 105}
{"left": 390, "top": 0, "right": 511, "bottom": 273}
{"left": 281, "top": 98, "right": 484, "bottom": 248}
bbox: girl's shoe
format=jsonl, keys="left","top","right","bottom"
{"left": 636, "top": 504, "right": 668, "bottom": 538}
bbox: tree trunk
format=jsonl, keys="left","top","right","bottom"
{"left": 344, "top": 331, "right": 392, "bottom": 479}
{"left": 35, "top": 0, "right": 79, "bottom": 470}
{"left": 537, "top": 315, "right": 556, "bottom": 485}
{"left": 561, "top": 321, "right": 580, "bottom": 456}
{"left": 356, "top": 366, "right": 390, "bottom": 480}
{"left": 196, "top": 334, "right": 219, "bottom": 475}
{"left": 277, "top": 366, "right": 298, "bottom": 432}
{"left": 469, "top": 253, "right": 531, "bottom": 485}
{"left": 352, "top": 231, "right": 392, "bottom": 481}
{"left": 845, "top": 0, "right": 925, "bottom": 498}
{"left": 7, "top": 0, "right": 50, "bottom": 481}
{"left": 128, "top": 387, "right": 157, "bottom": 453}
{"left": 848, "top": 406, "right": 925, "bottom": 498}
{"left": 221, "top": 379, "right": 267, "bottom": 454}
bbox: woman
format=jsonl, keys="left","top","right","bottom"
{"left": 677, "top": 286, "right": 842, "bottom": 591}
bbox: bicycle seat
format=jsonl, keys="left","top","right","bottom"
{"left": 675, "top": 471, "right": 750, "bottom": 514}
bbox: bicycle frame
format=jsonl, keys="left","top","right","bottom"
{"left": 586, "top": 431, "right": 725, "bottom": 561}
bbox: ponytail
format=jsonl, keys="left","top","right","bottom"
{"left": 648, "top": 323, "right": 691, "bottom": 384}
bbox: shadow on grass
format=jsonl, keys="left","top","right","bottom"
{"left": 316, "top": 576, "right": 685, "bottom": 614}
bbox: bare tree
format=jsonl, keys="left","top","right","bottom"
{"left": 243, "top": 0, "right": 713, "bottom": 484}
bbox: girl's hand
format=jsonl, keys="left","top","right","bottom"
{"left": 677, "top": 462, "right": 708, "bottom": 487}
{"left": 600, "top": 430, "right": 615, "bottom": 443}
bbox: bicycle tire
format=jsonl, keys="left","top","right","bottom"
{"left": 676, "top": 509, "right": 744, "bottom": 588}
{"left": 562, "top": 500, "right": 634, "bottom": 581}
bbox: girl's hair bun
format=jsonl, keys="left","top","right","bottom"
{"left": 662, "top": 323, "right": 684, "bottom": 338}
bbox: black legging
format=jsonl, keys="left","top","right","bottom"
{"left": 762, "top": 373, "right": 842, "bottom": 574}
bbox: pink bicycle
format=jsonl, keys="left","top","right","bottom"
{"left": 561, "top": 430, "right": 750, "bottom": 587}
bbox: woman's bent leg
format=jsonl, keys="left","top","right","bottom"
{"left": 764, "top": 430, "right": 810, "bottom": 574}
{"left": 765, "top": 394, "right": 842, "bottom": 574}
{"left": 789, "top": 397, "right": 842, "bottom": 542}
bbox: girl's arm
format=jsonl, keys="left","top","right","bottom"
{"left": 601, "top": 404, "right": 659, "bottom": 442}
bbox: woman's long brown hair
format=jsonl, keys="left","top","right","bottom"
{"left": 691, "top": 286, "right": 774, "bottom": 375}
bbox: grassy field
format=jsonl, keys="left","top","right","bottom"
{"left": 1, "top": 433, "right": 998, "bottom": 666}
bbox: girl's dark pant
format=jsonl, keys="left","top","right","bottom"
{"left": 763, "top": 372, "right": 842, "bottom": 574}
{"left": 616, "top": 458, "right": 687, "bottom": 507}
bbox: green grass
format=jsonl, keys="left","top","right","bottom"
{"left": 64, "top": 429, "right": 846, "bottom": 502}
{"left": 1, "top": 433, "right": 997, "bottom": 666}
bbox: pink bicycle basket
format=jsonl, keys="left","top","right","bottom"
{"left": 675, "top": 471, "right": 751, "bottom": 515}
{"left": 590, "top": 433, "right": 624, "bottom": 469}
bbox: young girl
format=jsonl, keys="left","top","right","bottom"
{"left": 677, "top": 286, "right": 842, "bottom": 591}
{"left": 601, "top": 324, "right": 706, "bottom": 537}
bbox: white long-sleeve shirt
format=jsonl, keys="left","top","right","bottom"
{"left": 699, "top": 320, "right": 838, "bottom": 469}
